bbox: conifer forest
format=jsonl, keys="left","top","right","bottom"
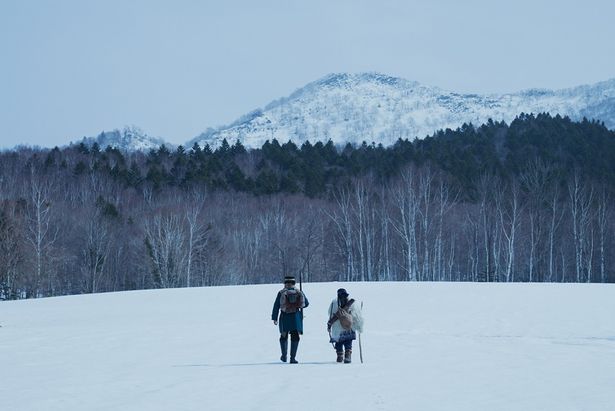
{"left": 1, "top": 113, "right": 614, "bottom": 299}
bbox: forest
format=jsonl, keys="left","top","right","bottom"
{"left": 1, "top": 113, "right": 614, "bottom": 299}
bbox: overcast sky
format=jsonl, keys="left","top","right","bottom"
{"left": 1, "top": 0, "right": 614, "bottom": 147}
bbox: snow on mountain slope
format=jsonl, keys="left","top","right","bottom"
{"left": 2, "top": 282, "right": 614, "bottom": 411}
{"left": 77, "top": 126, "right": 169, "bottom": 152}
{"left": 190, "top": 73, "right": 615, "bottom": 148}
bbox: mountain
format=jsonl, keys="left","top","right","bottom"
{"left": 189, "top": 72, "right": 615, "bottom": 148}
{"left": 64, "top": 74, "right": 615, "bottom": 152}
{"left": 76, "top": 126, "right": 169, "bottom": 152}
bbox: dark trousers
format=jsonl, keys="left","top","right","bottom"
{"left": 335, "top": 340, "right": 352, "bottom": 351}
{"left": 280, "top": 331, "right": 300, "bottom": 341}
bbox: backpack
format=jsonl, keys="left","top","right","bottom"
{"left": 336, "top": 307, "right": 353, "bottom": 330}
{"left": 329, "top": 299, "right": 355, "bottom": 330}
{"left": 280, "top": 288, "right": 304, "bottom": 313}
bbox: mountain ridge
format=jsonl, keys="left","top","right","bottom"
{"left": 189, "top": 72, "right": 615, "bottom": 149}
{"left": 75, "top": 126, "right": 170, "bottom": 152}
{"left": 70, "top": 73, "right": 615, "bottom": 151}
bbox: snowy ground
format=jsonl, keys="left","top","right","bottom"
{"left": 1, "top": 282, "right": 614, "bottom": 411}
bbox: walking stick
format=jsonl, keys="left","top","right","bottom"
{"left": 359, "top": 301, "right": 364, "bottom": 363}
{"left": 299, "top": 271, "right": 303, "bottom": 319}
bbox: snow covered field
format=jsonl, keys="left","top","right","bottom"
{"left": 1, "top": 282, "right": 614, "bottom": 411}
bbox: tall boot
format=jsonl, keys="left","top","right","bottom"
{"left": 336, "top": 351, "right": 344, "bottom": 363}
{"left": 279, "top": 337, "right": 288, "bottom": 363}
{"left": 290, "top": 340, "right": 299, "bottom": 364}
{"left": 344, "top": 349, "right": 352, "bottom": 364}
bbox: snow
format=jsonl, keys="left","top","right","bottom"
{"left": 77, "top": 126, "right": 170, "bottom": 152}
{"left": 190, "top": 73, "right": 615, "bottom": 149}
{"left": 50, "top": 74, "right": 615, "bottom": 152}
{"left": 2, "top": 282, "right": 615, "bottom": 411}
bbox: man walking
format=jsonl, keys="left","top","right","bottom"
{"left": 271, "top": 275, "right": 309, "bottom": 364}
{"left": 327, "top": 288, "right": 364, "bottom": 363}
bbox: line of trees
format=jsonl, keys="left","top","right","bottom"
{"left": 1, "top": 113, "right": 614, "bottom": 299}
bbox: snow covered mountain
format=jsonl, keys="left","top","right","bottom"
{"left": 190, "top": 73, "right": 615, "bottom": 148}
{"left": 63, "top": 74, "right": 615, "bottom": 152}
{"left": 3, "top": 282, "right": 615, "bottom": 410}
{"left": 77, "top": 126, "right": 169, "bottom": 152}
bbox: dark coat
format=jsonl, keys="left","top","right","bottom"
{"left": 271, "top": 287, "right": 309, "bottom": 334}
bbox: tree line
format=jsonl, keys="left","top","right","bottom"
{"left": 1, "top": 113, "right": 614, "bottom": 299}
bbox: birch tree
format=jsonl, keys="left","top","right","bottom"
{"left": 24, "top": 173, "right": 58, "bottom": 297}
{"left": 184, "top": 192, "right": 210, "bottom": 288}
{"left": 497, "top": 181, "right": 521, "bottom": 282}
{"left": 144, "top": 215, "right": 187, "bottom": 288}
{"left": 596, "top": 184, "right": 611, "bottom": 283}
{"left": 546, "top": 184, "right": 565, "bottom": 282}
{"left": 568, "top": 172, "right": 594, "bottom": 282}
{"left": 325, "top": 188, "right": 355, "bottom": 281}
{"left": 82, "top": 218, "right": 110, "bottom": 293}
{"left": 391, "top": 167, "right": 419, "bottom": 281}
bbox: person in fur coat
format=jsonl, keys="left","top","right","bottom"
{"left": 327, "top": 288, "right": 364, "bottom": 363}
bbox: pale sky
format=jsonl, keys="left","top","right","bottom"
{"left": 1, "top": 0, "right": 614, "bottom": 147}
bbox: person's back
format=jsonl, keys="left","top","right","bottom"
{"left": 271, "top": 275, "right": 309, "bottom": 363}
{"left": 327, "top": 288, "right": 363, "bottom": 363}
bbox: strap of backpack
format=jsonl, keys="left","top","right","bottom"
{"left": 327, "top": 311, "right": 339, "bottom": 328}
{"left": 327, "top": 299, "right": 355, "bottom": 328}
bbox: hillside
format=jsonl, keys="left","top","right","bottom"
{"left": 190, "top": 73, "right": 615, "bottom": 148}
{"left": 76, "top": 126, "right": 169, "bottom": 152}
{"left": 74, "top": 73, "right": 615, "bottom": 152}
{"left": 2, "top": 282, "right": 614, "bottom": 411}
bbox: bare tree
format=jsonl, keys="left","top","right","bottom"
{"left": 391, "top": 166, "right": 419, "bottom": 281}
{"left": 430, "top": 175, "right": 456, "bottom": 281}
{"left": 417, "top": 167, "right": 435, "bottom": 280}
{"left": 568, "top": 172, "right": 594, "bottom": 283}
{"left": 144, "top": 215, "right": 187, "bottom": 288}
{"left": 325, "top": 188, "right": 355, "bottom": 281}
{"left": 520, "top": 160, "right": 556, "bottom": 282}
{"left": 24, "top": 172, "right": 58, "bottom": 297}
{"left": 184, "top": 191, "right": 210, "bottom": 288}
{"left": 380, "top": 184, "right": 393, "bottom": 281}
{"left": 596, "top": 184, "right": 611, "bottom": 283}
{"left": 352, "top": 177, "right": 379, "bottom": 281}
{"left": 546, "top": 184, "right": 565, "bottom": 282}
{"left": 82, "top": 218, "right": 110, "bottom": 293}
{"left": 298, "top": 204, "right": 323, "bottom": 283}
{"left": 0, "top": 202, "right": 22, "bottom": 299}
{"left": 497, "top": 181, "right": 521, "bottom": 282}
{"left": 475, "top": 174, "right": 499, "bottom": 282}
